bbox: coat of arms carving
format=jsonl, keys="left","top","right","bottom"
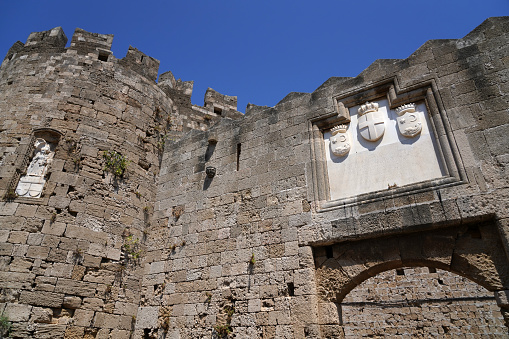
{"left": 357, "top": 102, "right": 385, "bottom": 142}
{"left": 395, "top": 103, "right": 422, "bottom": 137}
{"left": 330, "top": 124, "right": 350, "bottom": 156}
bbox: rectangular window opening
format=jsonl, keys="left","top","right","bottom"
{"left": 396, "top": 268, "right": 405, "bottom": 276}
{"left": 287, "top": 282, "right": 295, "bottom": 296}
{"left": 428, "top": 267, "right": 437, "bottom": 274}
{"left": 214, "top": 107, "right": 223, "bottom": 115}
{"left": 236, "top": 143, "right": 241, "bottom": 171}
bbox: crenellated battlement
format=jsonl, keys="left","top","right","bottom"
{"left": 25, "top": 26, "right": 68, "bottom": 49}
{"left": 119, "top": 46, "right": 160, "bottom": 82}
{"left": 1, "top": 26, "right": 243, "bottom": 134}
{"left": 68, "top": 27, "right": 113, "bottom": 61}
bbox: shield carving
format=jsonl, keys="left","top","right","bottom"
{"left": 357, "top": 102, "right": 384, "bottom": 142}
{"left": 395, "top": 103, "right": 422, "bottom": 137}
{"left": 330, "top": 124, "right": 350, "bottom": 156}
{"left": 15, "top": 182, "right": 31, "bottom": 197}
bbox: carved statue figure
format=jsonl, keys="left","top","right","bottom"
{"left": 15, "top": 138, "right": 54, "bottom": 198}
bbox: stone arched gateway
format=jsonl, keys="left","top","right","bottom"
{"left": 314, "top": 221, "right": 509, "bottom": 338}
{"left": 341, "top": 267, "right": 505, "bottom": 337}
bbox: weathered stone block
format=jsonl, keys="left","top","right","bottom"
{"left": 41, "top": 221, "right": 66, "bottom": 236}
{"left": 135, "top": 306, "right": 159, "bottom": 329}
{"left": 19, "top": 291, "right": 63, "bottom": 307}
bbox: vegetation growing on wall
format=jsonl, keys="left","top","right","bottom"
{"left": 0, "top": 314, "right": 11, "bottom": 338}
{"left": 123, "top": 235, "right": 142, "bottom": 262}
{"left": 103, "top": 151, "right": 129, "bottom": 177}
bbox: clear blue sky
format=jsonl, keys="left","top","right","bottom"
{"left": 1, "top": 1, "right": 507, "bottom": 112}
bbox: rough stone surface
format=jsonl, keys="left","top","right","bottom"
{"left": 0, "top": 17, "right": 508, "bottom": 338}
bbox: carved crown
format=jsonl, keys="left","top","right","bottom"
{"left": 358, "top": 102, "right": 379, "bottom": 116}
{"left": 331, "top": 124, "right": 348, "bottom": 135}
{"left": 395, "top": 103, "right": 416, "bottom": 116}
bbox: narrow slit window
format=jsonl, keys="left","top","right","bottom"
{"left": 287, "top": 282, "right": 295, "bottom": 296}
{"left": 236, "top": 143, "right": 241, "bottom": 171}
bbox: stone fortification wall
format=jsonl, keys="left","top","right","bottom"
{"left": 148, "top": 17, "right": 509, "bottom": 338}
{"left": 341, "top": 267, "right": 506, "bottom": 337}
{"left": 0, "top": 26, "right": 171, "bottom": 338}
{"left": 0, "top": 26, "right": 240, "bottom": 338}
{"left": 0, "top": 17, "right": 507, "bottom": 339}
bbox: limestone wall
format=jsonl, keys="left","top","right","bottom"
{"left": 0, "top": 26, "right": 219, "bottom": 338}
{"left": 342, "top": 267, "right": 506, "bottom": 337}
{"left": 150, "top": 16, "right": 509, "bottom": 338}
{"left": 0, "top": 16, "right": 507, "bottom": 339}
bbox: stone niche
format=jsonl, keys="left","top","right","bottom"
{"left": 15, "top": 129, "right": 60, "bottom": 199}
{"left": 324, "top": 99, "right": 444, "bottom": 201}
{"left": 310, "top": 82, "right": 464, "bottom": 210}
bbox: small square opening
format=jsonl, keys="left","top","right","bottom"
{"left": 98, "top": 51, "right": 109, "bottom": 62}
{"left": 214, "top": 107, "right": 222, "bottom": 115}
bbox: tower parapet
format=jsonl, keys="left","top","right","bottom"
{"left": 69, "top": 28, "right": 113, "bottom": 56}
{"left": 119, "top": 46, "right": 160, "bottom": 82}
{"left": 204, "top": 87, "right": 239, "bottom": 118}
{"left": 25, "top": 26, "right": 68, "bottom": 50}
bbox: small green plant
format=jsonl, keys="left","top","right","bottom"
{"left": 205, "top": 292, "right": 212, "bottom": 304}
{"left": 0, "top": 314, "right": 12, "bottom": 338}
{"left": 135, "top": 191, "right": 141, "bottom": 198}
{"left": 224, "top": 305, "right": 235, "bottom": 317}
{"left": 157, "top": 134, "right": 168, "bottom": 152}
{"left": 214, "top": 324, "right": 232, "bottom": 337}
{"left": 214, "top": 302, "right": 234, "bottom": 337}
{"left": 50, "top": 212, "right": 57, "bottom": 223}
{"left": 249, "top": 253, "right": 256, "bottom": 265}
{"left": 103, "top": 150, "right": 129, "bottom": 177}
{"left": 123, "top": 235, "right": 142, "bottom": 261}
{"left": 4, "top": 188, "right": 17, "bottom": 201}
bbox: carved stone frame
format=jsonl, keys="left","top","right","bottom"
{"left": 309, "top": 78, "right": 466, "bottom": 212}
{"left": 6, "top": 128, "right": 62, "bottom": 204}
